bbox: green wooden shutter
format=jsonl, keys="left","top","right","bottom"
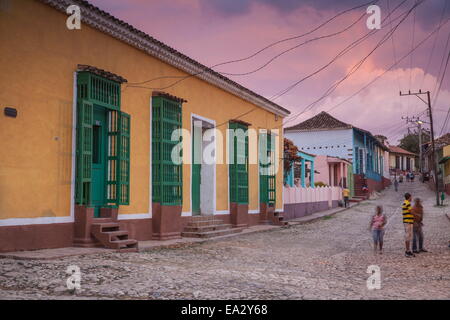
{"left": 105, "top": 110, "right": 131, "bottom": 206}
{"left": 106, "top": 110, "right": 120, "bottom": 206}
{"left": 152, "top": 96, "right": 182, "bottom": 206}
{"left": 229, "top": 122, "right": 248, "bottom": 204}
{"left": 75, "top": 100, "right": 93, "bottom": 205}
{"left": 267, "top": 133, "right": 276, "bottom": 205}
{"left": 118, "top": 112, "right": 131, "bottom": 205}
{"left": 259, "top": 131, "right": 276, "bottom": 205}
{"left": 259, "top": 131, "right": 268, "bottom": 204}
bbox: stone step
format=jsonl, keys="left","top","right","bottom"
{"left": 111, "top": 239, "right": 138, "bottom": 249}
{"left": 183, "top": 224, "right": 233, "bottom": 233}
{"left": 186, "top": 220, "right": 225, "bottom": 227}
{"left": 181, "top": 227, "right": 244, "bottom": 239}
{"left": 105, "top": 230, "right": 129, "bottom": 240}
{"left": 92, "top": 222, "right": 120, "bottom": 232}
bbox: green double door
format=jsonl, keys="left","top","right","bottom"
{"left": 91, "top": 106, "right": 107, "bottom": 217}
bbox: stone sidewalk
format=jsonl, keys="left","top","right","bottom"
{"left": 0, "top": 180, "right": 449, "bottom": 299}
{"left": 0, "top": 204, "right": 358, "bottom": 261}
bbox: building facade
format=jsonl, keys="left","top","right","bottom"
{"left": 388, "top": 146, "right": 416, "bottom": 173}
{"left": 423, "top": 133, "right": 450, "bottom": 193}
{"left": 439, "top": 145, "right": 450, "bottom": 195}
{"left": 284, "top": 112, "right": 389, "bottom": 195}
{"left": 0, "top": 0, "right": 290, "bottom": 252}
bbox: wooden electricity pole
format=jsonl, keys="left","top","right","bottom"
{"left": 400, "top": 90, "right": 440, "bottom": 206}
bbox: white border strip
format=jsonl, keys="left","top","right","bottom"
{"left": 118, "top": 213, "right": 151, "bottom": 220}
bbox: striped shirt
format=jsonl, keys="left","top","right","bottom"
{"left": 402, "top": 199, "right": 414, "bottom": 224}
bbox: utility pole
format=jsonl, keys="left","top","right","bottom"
{"left": 417, "top": 120, "right": 422, "bottom": 173}
{"left": 401, "top": 115, "right": 424, "bottom": 173}
{"left": 400, "top": 90, "right": 440, "bottom": 206}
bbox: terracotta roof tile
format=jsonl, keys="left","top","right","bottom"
{"left": 40, "top": 0, "right": 290, "bottom": 117}
{"left": 388, "top": 145, "right": 416, "bottom": 156}
{"left": 77, "top": 64, "right": 127, "bottom": 83}
{"left": 285, "top": 111, "right": 389, "bottom": 151}
{"left": 285, "top": 111, "right": 352, "bottom": 131}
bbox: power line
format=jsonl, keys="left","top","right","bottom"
{"left": 407, "top": 0, "right": 418, "bottom": 116}
{"left": 282, "top": 0, "right": 424, "bottom": 127}
{"left": 323, "top": 14, "right": 449, "bottom": 115}
{"left": 420, "top": 0, "right": 448, "bottom": 88}
{"left": 125, "top": 0, "right": 380, "bottom": 90}
{"left": 386, "top": 0, "right": 402, "bottom": 106}
{"left": 431, "top": 25, "right": 450, "bottom": 104}
{"left": 217, "top": 10, "right": 369, "bottom": 76}
{"left": 270, "top": 0, "right": 409, "bottom": 101}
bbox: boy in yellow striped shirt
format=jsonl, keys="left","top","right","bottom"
{"left": 402, "top": 193, "right": 415, "bottom": 257}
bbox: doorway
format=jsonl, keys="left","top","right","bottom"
{"left": 91, "top": 105, "right": 107, "bottom": 217}
{"left": 191, "top": 116, "right": 215, "bottom": 216}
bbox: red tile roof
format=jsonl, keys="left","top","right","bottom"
{"left": 40, "top": 0, "right": 290, "bottom": 117}
{"left": 285, "top": 111, "right": 352, "bottom": 131}
{"left": 388, "top": 145, "right": 416, "bottom": 156}
{"left": 284, "top": 111, "right": 389, "bottom": 151}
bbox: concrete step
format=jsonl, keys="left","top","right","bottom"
{"left": 181, "top": 227, "right": 244, "bottom": 238}
{"left": 111, "top": 239, "right": 138, "bottom": 249}
{"left": 183, "top": 224, "right": 233, "bottom": 233}
{"left": 105, "top": 230, "right": 129, "bottom": 239}
{"left": 186, "top": 220, "right": 225, "bottom": 227}
{"left": 92, "top": 222, "right": 120, "bottom": 232}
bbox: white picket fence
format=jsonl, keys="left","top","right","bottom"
{"left": 283, "top": 186, "right": 343, "bottom": 205}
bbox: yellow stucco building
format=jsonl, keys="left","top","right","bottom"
{"left": 0, "top": 0, "right": 290, "bottom": 252}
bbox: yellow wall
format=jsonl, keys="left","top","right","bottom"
{"left": 0, "top": 0, "right": 285, "bottom": 220}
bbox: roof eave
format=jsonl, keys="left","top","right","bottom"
{"left": 39, "top": 0, "right": 290, "bottom": 118}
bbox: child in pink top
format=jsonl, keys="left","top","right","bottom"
{"left": 368, "top": 206, "right": 387, "bottom": 254}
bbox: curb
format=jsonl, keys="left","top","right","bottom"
{"left": 138, "top": 226, "right": 282, "bottom": 253}
{"left": 287, "top": 202, "right": 361, "bottom": 226}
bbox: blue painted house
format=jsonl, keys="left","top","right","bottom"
{"left": 284, "top": 112, "right": 389, "bottom": 196}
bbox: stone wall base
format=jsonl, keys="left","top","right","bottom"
{"left": 151, "top": 203, "right": 182, "bottom": 240}
{"left": 230, "top": 203, "right": 249, "bottom": 228}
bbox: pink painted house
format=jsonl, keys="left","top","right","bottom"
{"left": 314, "top": 155, "right": 352, "bottom": 187}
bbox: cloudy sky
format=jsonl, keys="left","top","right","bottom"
{"left": 88, "top": 0, "right": 450, "bottom": 144}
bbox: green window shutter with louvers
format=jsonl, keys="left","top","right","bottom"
{"left": 118, "top": 112, "right": 131, "bottom": 205}
{"left": 259, "top": 131, "right": 276, "bottom": 205}
{"left": 229, "top": 121, "right": 248, "bottom": 204}
{"left": 152, "top": 96, "right": 182, "bottom": 206}
{"left": 267, "top": 132, "right": 276, "bottom": 205}
{"left": 75, "top": 100, "right": 93, "bottom": 205}
{"left": 259, "top": 131, "right": 268, "bottom": 204}
{"left": 105, "top": 110, "right": 131, "bottom": 206}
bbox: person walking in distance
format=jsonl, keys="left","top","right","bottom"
{"left": 394, "top": 178, "right": 399, "bottom": 192}
{"left": 411, "top": 198, "right": 428, "bottom": 254}
{"left": 342, "top": 186, "right": 350, "bottom": 208}
{"left": 402, "top": 193, "right": 415, "bottom": 257}
{"left": 368, "top": 206, "right": 387, "bottom": 254}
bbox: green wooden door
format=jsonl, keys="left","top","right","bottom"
{"left": 192, "top": 125, "right": 201, "bottom": 215}
{"left": 91, "top": 106, "right": 107, "bottom": 217}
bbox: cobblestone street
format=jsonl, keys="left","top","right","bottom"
{"left": 1, "top": 180, "right": 449, "bottom": 300}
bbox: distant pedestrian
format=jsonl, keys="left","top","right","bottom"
{"left": 410, "top": 172, "right": 415, "bottom": 182}
{"left": 368, "top": 205, "right": 387, "bottom": 254}
{"left": 402, "top": 192, "right": 415, "bottom": 257}
{"left": 411, "top": 198, "right": 428, "bottom": 254}
{"left": 394, "top": 178, "right": 399, "bottom": 192}
{"left": 342, "top": 187, "right": 350, "bottom": 208}
{"left": 362, "top": 184, "right": 369, "bottom": 195}
{"left": 406, "top": 172, "right": 410, "bottom": 183}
